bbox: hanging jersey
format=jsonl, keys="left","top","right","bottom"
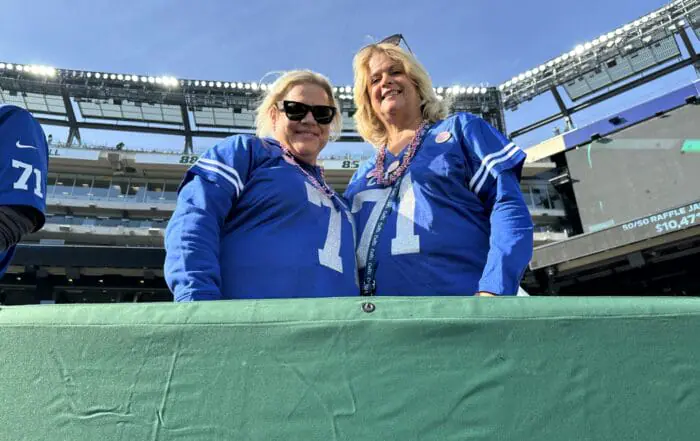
{"left": 0, "top": 105, "right": 49, "bottom": 279}
{"left": 344, "top": 112, "right": 533, "bottom": 296}
{"left": 165, "top": 135, "right": 359, "bottom": 301}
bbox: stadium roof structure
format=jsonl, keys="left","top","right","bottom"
{"left": 500, "top": 0, "right": 700, "bottom": 138}
{"left": 0, "top": 61, "right": 504, "bottom": 154}
{"left": 2, "top": 1, "right": 698, "bottom": 150}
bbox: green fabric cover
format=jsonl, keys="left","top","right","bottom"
{"left": 1, "top": 296, "right": 699, "bottom": 440}
{"left": 681, "top": 139, "right": 700, "bottom": 153}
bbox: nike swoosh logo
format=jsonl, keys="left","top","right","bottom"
{"left": 16, "top": 140, "right": 37, "bottom": 150}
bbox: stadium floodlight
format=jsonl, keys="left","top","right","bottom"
{"left": 480, "top": 87, "right": 488, "bottom": 94}
{"left": 215, "top": 81, "right": 222, "bottom": 88}
{"left": 437, "top": 87, "right": 444, "bottom": 94}
{"left": 236, "top": 82, "right": 243, "bottom": 89}
{"left": 499, "top": 0, "right": 700, "bottom": 111}
{"left": 224, "top": 82, "right": 231, "bottom": 88}
{"left": 251, "top": 83, "right": 259, "bottom": 90}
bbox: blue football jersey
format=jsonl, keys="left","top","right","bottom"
{"left": 344, "top": 112, "right": 534, "bottom": 296}
{"left": 164, "top": 134, "right": 359, "bottom": 301}
{"left": 0, "top": 105, "right": 49, "bottom": 279}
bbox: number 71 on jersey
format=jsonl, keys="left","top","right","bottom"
{"left": 351, "top": 174, "right": 420, "bottom": 269}
{"left": 12, "top": 159, "right": 44, "bottom": 198}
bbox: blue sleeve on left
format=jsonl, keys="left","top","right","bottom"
{"left": 0, "top": 106, "right": 49, "bottom": 279}
{"left": 0, "top": 106, "right": 49, "bottom": 229}
{"left": 478, "top": 170, "right": 534, "bottom": 296}
{"left": 0, "top": 248, "right": 16, "bottom": 279}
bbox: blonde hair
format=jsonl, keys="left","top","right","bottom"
{"left": 255, "top": 70, "right": 342, "bottom": 141}
{"left": 352, "top": 43, "right": 449, "bottom": 147}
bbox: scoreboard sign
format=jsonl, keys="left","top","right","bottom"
{"left": 530, "top": 198, "right": 700, "bottom": 271}
{"left": 621, "top": 200, "right": 700, "bottom": 236}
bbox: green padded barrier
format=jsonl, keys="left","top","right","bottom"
{"left": 1, "top": 296, "right": 699, "bottom": 440}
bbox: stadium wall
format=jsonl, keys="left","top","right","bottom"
{"left": 2, "top": 296, "right": 700, "bottom": 440}
{"left": 564, "top": 88, "right": 700, "bottom": 233}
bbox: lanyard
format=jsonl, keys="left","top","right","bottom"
{"left": 360, "top": 173, "right": 406, "bottom": 296}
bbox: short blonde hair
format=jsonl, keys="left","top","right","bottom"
{"left": 255, "top": 70, "right": 342, "bottom": 141}
{"left": 352, "top": 43, "right": 449, "bottom": 147}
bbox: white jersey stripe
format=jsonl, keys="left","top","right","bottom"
{"left": 473, "top": 145, "right": 521, "bottom": 196}
{"left": 194, "top": 162, "right": 241, "bottom": 196}
{"left": 468, "top": 142, "right": 517, "bottom": 191}
{"left": 198, "top": 158, "right": 244, "bottom": 191}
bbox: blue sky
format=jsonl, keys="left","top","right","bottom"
{"left": 1, "top": 0, "right": 697, "bottom": 153}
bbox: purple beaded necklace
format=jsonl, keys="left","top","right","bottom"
{"left": 281, "top": 147, "right": 336, "bottom": 200}
{"left": 372, "top": 120, "right": 429, "bottom": 187}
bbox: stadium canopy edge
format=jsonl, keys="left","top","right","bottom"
{"left": 523, "top": 79, "right": 700, "bottom": 163}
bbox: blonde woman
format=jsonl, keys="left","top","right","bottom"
{"left": 344, "top": 41, "right": 533, "bottom": 297}
{"left": 165, "top": 70, "right": 358, "bottom": 301}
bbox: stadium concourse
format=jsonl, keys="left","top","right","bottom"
{"left": 1, "top": 0, "right": 700, "bottom": 302}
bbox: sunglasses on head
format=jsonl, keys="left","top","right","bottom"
{"left": 377, "top": 33, "right": 414, "bottom": 54}
{"left": 277, "top": 100, "right": 337, "bottom": 125}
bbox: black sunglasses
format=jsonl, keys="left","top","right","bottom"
{"left": 378, "top": 33, "right": 414, "bottom": 54}
{"left": 277, "top": 100, "right": 337, "bottom": 125}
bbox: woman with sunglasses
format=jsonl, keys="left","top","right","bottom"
{"left": 344, "top": 41, "right": 533, "bottom": 297}
{"left": 165, "top": 70, "right": 359, "bottom": 301}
